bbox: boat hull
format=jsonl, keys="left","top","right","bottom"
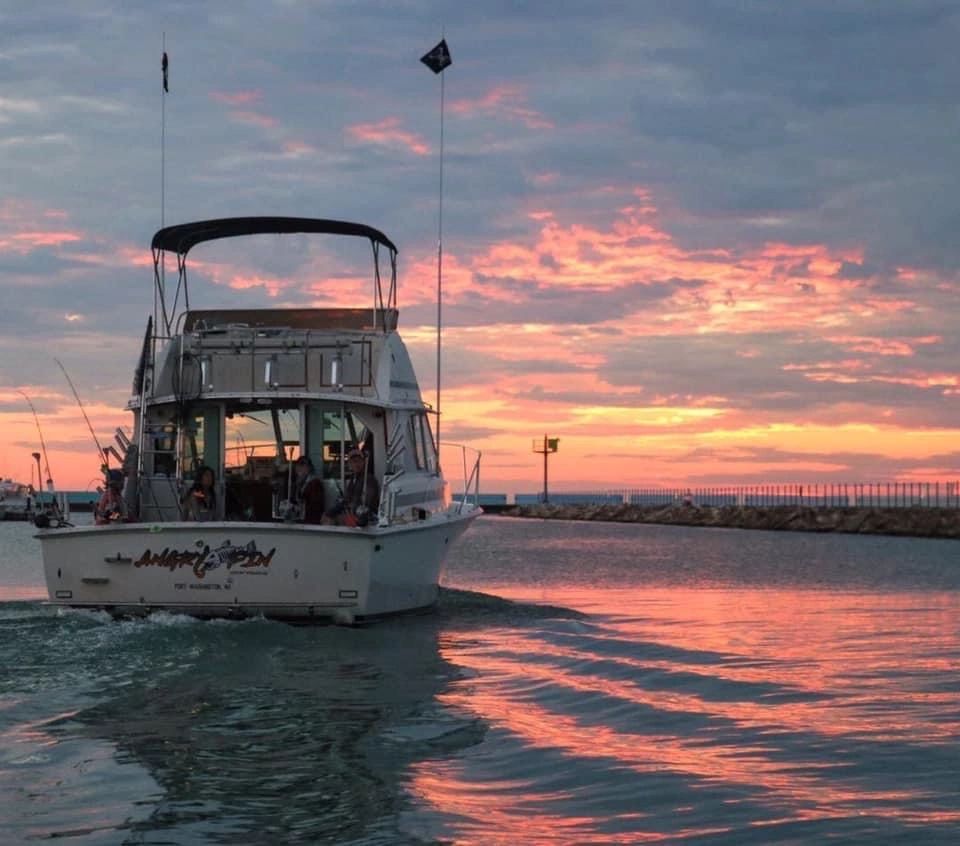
{"left": 38, "top": 510, "right": 479, "bottom": 622}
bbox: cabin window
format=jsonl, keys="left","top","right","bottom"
{"left": 148, "top": 422, "right": 177, "bottom": 476}
{"left": 306, "top": 405, "right": 372, "bottom": 480}
{"left": 224, "top": 405, "right": 300, "bottom": 481}
{"left": 409, "top": 414, "right": 435, "bottom": 471}
{"left": 409, "top": 417, "right": 423, "bottom": 469}
{"left": 180, "top": 408, "right": 222, "bottom": 479}
{"left": 320, "top": 408, "right": 348, "bottom": 479}
{"left": 220, "top": 404, "right": 299, "bottom": 521}
{"left": 422, "top": 415, "right": 437, "bottom": 473}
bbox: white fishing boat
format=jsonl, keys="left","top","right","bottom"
{"left": 37, "top": 217, "right": 482, "bottom": 622}
{"left": 0, "top": 478, "right": 36, "bottom": 521}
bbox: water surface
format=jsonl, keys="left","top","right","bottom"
{"left": 1, "top": 517, "right": 958, "bottom": 843}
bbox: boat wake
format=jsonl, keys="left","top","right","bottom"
{"left": 436, "top": 586, "right": 588, "bottom": 624}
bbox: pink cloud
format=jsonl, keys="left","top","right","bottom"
{"left": 0, "top": 230, "right": 81, "bottom": 252}
{"left": 825, "top": 335, "right": 942, "bottom": 357}
{"left": 0, "top": 200, "right": 84, "bottom": 253}
{"left": 282, "top": 140, "right": 315, "bottom": 157}
{"left": 229, "top": 110, "right": 279, "bottom": 129}
{"left": 209, "top": 90, "right": 277, "bottom": 129}
{"left": 346, "top": 118, "right": 430, "bottom": 156}
{"left": 209, "top": 90, "right": 263, "bottom": 106}
{"left": 450, "top": 84, "right": 554, "bottom": 129}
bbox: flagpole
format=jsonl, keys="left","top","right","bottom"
{"left": 435, "top": 63, "right": 444, "bottom": 458}
{"left": 159, "top": 34, "right": 167, "bottom": 327}
{"left": 420, "top": 37, "right": 452, "bottom": 469}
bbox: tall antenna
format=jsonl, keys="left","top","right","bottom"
{"left": 55, "top": 358, "right": 108, "bottom": 469}
{"left": 420, "top": 36, "right": 452, "bottom": 458}
{"left": 161, "top": 33, "right": 168, "bottom": 229}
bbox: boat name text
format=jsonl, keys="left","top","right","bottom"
{"left": 134, "top": 539, "right": 275, "bottom": 579}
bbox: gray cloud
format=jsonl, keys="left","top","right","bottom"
{"left": 404, "top": 276, "right": 698, "bottom": 328}
{"left": 2, "top": 1, "right": 960, "bottom": 485}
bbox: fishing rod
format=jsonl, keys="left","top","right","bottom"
{"left": 54, "top": 358, "right": 109, "bottom": 469}
{"left": 18, "top": 390, "right": 55, "bottom": 491}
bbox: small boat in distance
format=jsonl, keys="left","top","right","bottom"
{"left": 36, "top": 217, "right": 482, "bottom": 622}
{"left": 0, "top": 478, "right": 35, "bottom": 521}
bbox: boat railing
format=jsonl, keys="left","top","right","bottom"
{"left": 440, "top": 442, "right": 482, "bottom": 514}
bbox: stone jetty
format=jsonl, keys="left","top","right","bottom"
{"left": 502, "top": 503, "right": 960, "bottom": 539}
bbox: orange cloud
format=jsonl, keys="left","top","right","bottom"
{"left": 383, "top": 188, "right": 960, "bottom": 491}
{"left": 5, "top": 189, "right": 959, "bottom": 494}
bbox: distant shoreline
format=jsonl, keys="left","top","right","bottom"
{"left": 496, "top": 503, "right": 960, "bottom": 540}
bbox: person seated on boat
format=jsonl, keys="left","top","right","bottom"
{"left": 95, "top": 469, "right": 128, "bottom": 525}
{"left": 324, "top": 449, "right": 379, "bottom": 527}
{"left": 183, "top": 465, "right": 217, "bottom": 521}
{"left": 292, "top": 456, "right": 325, "bottom": 524}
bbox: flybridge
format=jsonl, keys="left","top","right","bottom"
{"left": 150, "top": 216, "right": 399, "bottom": 338}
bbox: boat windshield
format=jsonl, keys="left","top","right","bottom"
{"left": 224, "top": 406, "right": 301, "bottom": 479}
{"left": 139, "top": 399, "right": 378, "bottom": 522}
{"left": 221, "top": 402, "right": 373, "bottom": 485}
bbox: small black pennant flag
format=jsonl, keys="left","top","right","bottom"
{"left": 420, "top": 39, "right": 451, "bottom": 74}
{"left": 162, "top": 51, "right": 169, "bottom": 92}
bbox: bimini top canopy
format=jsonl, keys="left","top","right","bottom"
{"left": 151, "top": 216, "right": 398, "bottom": 256}
{"left": 149, "top": 216, "right": 399, "bottom": 337}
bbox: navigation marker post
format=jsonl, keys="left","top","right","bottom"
{"left": 533, "top": 435, "right": 559, "bottom": 504}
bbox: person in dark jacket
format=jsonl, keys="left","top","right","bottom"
{"left": 183, "top": 465, "right": 217, "bottom": 521}
{"left": 292, "top": 456, "right": 325, "bottom": 524}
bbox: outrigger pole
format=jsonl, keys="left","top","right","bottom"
{"left": 54, "top": 358, "right": 109, "bottom": 470}
{"left": 421, "top": 36, "right": 452, "bottom": 458}
{"left": 18, "top": 391, "right": 55, "bottom": 492}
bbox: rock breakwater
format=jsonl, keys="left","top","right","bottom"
{"left": 503, "top": 503, "right": 960, "bottom": 539}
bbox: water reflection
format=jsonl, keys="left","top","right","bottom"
{"left": 410, "top": 586, "right": 960, "bottom": 843}
{"left": 1, "top": 605, "right": 476, "bottom": 844}
{"left": 3, "top": 515, "right": 960, "bottom": 843}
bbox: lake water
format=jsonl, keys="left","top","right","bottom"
{"left": 1, "top": 516, "right": 958, "bottom": 844}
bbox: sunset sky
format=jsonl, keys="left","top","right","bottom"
{"left": 2, "top": 1, "right": 960, "bottom": 492}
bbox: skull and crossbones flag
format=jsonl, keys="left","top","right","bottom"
{"left": 420, "top": 39, "right": 451, "bottom": 74}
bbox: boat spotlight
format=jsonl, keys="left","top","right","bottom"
{"left": 199, "top": 355, "right": 213, "bottom": 391}
{"left": 264, "top": 356, "right": 278, "bottom": 388}
{"left": 331, "top": 353, "right": 343, "bottom": 391}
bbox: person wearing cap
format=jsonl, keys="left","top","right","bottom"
{"left": 292, "top": 456, "right": 325, "bottom": 524}
{"left": 95, "top": 469, "right": 128, "bottom": 525}
{"left": 182, "top": 465, "right": 217, "bottom": 521}
{"left": 325, "top": 449, "right": 379, "bottom": 527}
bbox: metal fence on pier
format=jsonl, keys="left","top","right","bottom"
{"left": 593, "top": 482, "right": 960, "bottom": 509}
